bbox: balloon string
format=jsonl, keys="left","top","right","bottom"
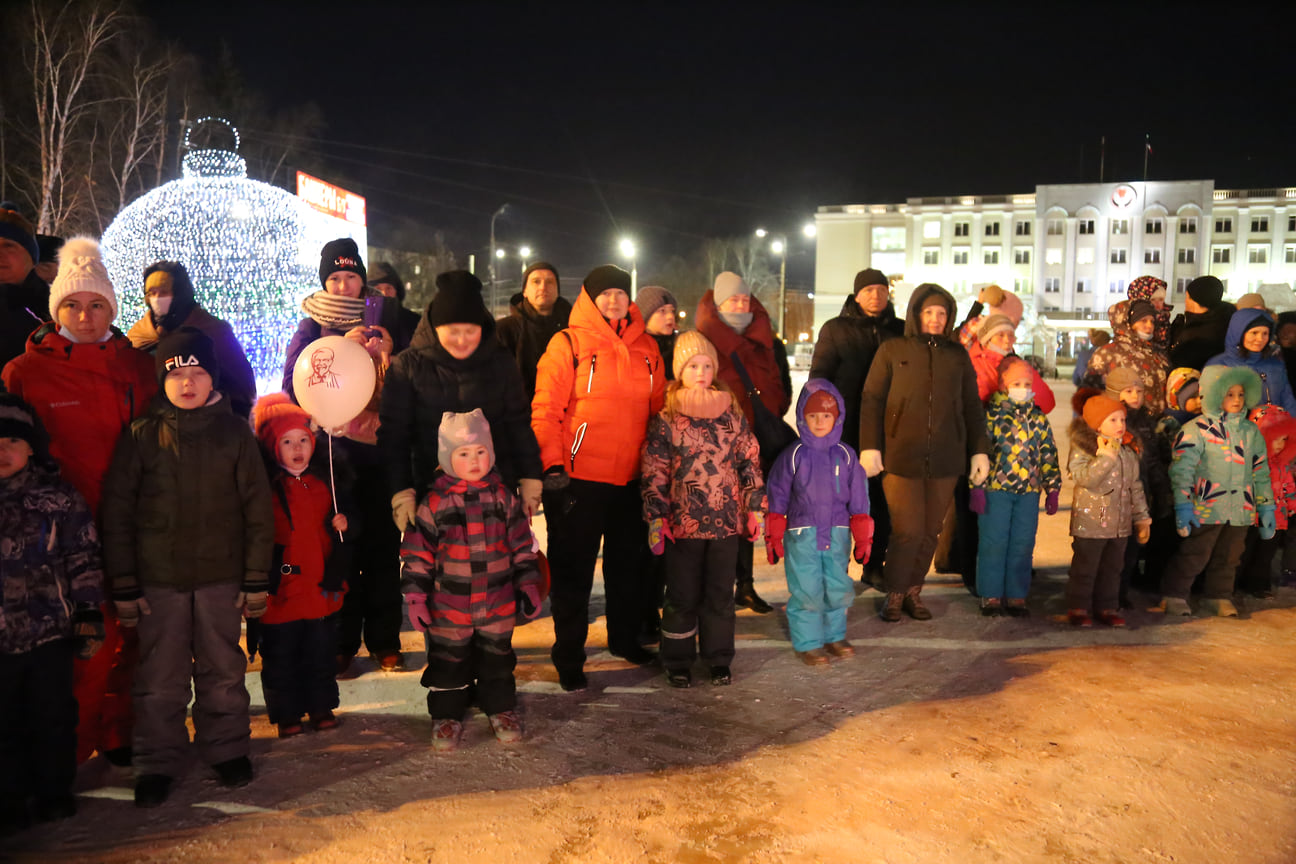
{"left": 329, "top": 433, "right": 343, "bottom": 543}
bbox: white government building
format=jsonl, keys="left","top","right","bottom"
{"left": 812, "top": 180, "right": 1296, "bottom": 358}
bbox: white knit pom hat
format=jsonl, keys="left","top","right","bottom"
{"left": 49, "top": 236, "right": 118, "bottom": 321}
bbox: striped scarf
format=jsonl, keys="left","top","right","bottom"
{"left": 301, "top": 290, "right": 366, "bottom": 330}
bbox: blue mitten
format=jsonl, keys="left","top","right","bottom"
{"left": 1259, "top": 506, "right": 1277, "bottom": 540}
{"left": 1173, "top": 503, "right": 1200, "bottom": 537}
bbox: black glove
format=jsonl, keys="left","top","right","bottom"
{"left": 542, "top": 466, "right": 571, "bottom": 492}
{"left": 71, "top": 605, "right": 105, "bottom": 660}
{"left": 542, "top": 467, "right": 576, "bottom": 516}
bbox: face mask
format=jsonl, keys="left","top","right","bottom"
{"left": 985, "top": 343, "right": 1009, "bottom": 357}
{"left": 719, "top": 311, "right": 753, "bottom": 333}
{"left": 1135, "top": 329, "right": 1154, "bottom": 341}
{"left": 150, "top": 297, "right": 172, "bottom": 317}
{"left": 1007, "top": 386, "right": 1033, "bottom": 403}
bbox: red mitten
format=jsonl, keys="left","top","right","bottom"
{"left": 406, "top": 593, "right": 433, "bottom": 632}
{"left": 850, "top": 513, "right": 874, "bottom": 564}
{"left": 765, "top": 513, "right": 788, "bottom": 564}
{"left": 517, "top": 583, "right": 543, "bottom": 620}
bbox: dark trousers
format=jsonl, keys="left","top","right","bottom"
{"left": 0, "top": 639, "right": 76, "bottom": 811}
{"left": 259, "top": 614, "right": 340, "bottom": 725}
{"left": 1121, "top": 516, "right": 1177, "bottom": 595}
{"left": 661, "top": 536, "right": 739, "bottom": 669}
{"left": 421, "top": 627, "right": 516, "bottom": 719}
{"left": 134, "top": 582, "right": 250, "bottom": 776}
{"left": 1068, "top": 536, "right": 1127, "bottom": 612}
{"left": 642, "top": 532, "right": 665, "bottom": 636}
{"left": 935, "top": 478, "right": 978, "bottom": 587}
{"left": 865, "top": 473, "right": 892, "bottom": 572}
{"left": 882, "top": 474, "right": 958, "bottom": 593}
{"left": 734, "top": 537, "right": 755, "bottom": 592}
{"left": 544, "top": 478, "right": 649, "bottom": 671}
{"left": 1161, "top": 524, "right": 1249, "bottom": 600}
{"left": 338, "top": 468, "right": 403, "bottom": 659}
{"left": 1238, "top": 527, "right": 1283, "bottom": 595}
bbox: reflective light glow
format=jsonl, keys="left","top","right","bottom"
{"left": 771, "top": 240, "right": 786, "bottom": 255}
{"left": 495, "top": 248, "right": 506, "bottom": 258}
{"left": 619, "top": 238, "right": 636, "bottom": 258}
{"left": 803, "top": 223, "right": 817, "bottom": 238}
{"left": 519, "top": 245, "right": 532, "bottom": 258}
{"left": 102, "top": 118, "right": 325, "bottom": 392}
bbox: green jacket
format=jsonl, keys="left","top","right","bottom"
{"left": 1169, "top": 364, "right": 1273, "bottom": 526}
{"left": 102, "top": 396, "right": 273, "bottom": 597}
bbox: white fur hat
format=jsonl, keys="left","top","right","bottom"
{"left": 49, "top": 236, "right": 118, "bottom": 321}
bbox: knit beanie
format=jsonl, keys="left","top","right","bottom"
{"left": 582, "top": 265, "right": 632, "bottom": 298}
{"left": 976, "top": 314, "right": 1015, "bottom": 346}
{"left": 369, "top": 261, "right": 405, "bottom": 301}
{"left": 438, "top": 408, "right": 495, "bottom": 478}
{"left": 522, "top": 261, "right": 561, "bottom": 294}
{"left": 427, "top": 270, "right": 491, "bottom": 328}
{"left": 635, "top": 285, "right": 677, "bottom": 320}
{"left": 672, "top": 329, "right": 719, "bottom": 379}
{"left": 0, "top": 207, "right": 38, "bottom": 264}
{"left": 1166, "top": 367, "right": 1201, "bottom": 412}
{"left": 0, "top": 393, "right": 50, "bottom": 463}
{"left": 1104, "top": 367, "right": 1143, "bottom": 397}
{"left": 49, "top": 237, "right": 118, "bottom": 321}
{"left": 1186, "top": 275, "right": 1224, "bottom": 308}
{"left": 1237, "top": 293, "right": 1266, "bottom": 311}
{"left": 253, "top": 392, "right": 315, "bottom": 461}
{"left": 853, "top": 268, "right": 888, "bottom": 295}
{"left": 318, "top": 237, "right": 366, "bottom": 288}
{"left": 713, "top": 271, "right": 751, "bottom": 307}
{"left": 804, "top": 389, "right": 840, "bottom": 420}
{"left": 1082, "top": 394, "right": 1125, "bottom": 432}
{"left": 155, "top": 326, "right": 220, "bottom": 387}
{"left": 1128, "top": 299, "right": 1157, "bottom": 325}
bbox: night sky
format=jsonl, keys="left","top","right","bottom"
{"left": 141, "top": 1, "right": 1296, "bottom": 283}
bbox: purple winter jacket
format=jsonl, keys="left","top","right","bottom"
{"left": 765, "top": 379, "right": 870, "bottom": 550}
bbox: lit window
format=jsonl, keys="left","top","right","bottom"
{"left": 1015, "top": 248, "right": 1030, "bottom": 264}
{"left": 1289, "top": 215, "right": 1296, "bottom": 232}
{"left": 985, "top": 222, "right": 1000, "bottom": 237}
{"left": 1286, "top": 245, "right": 1296, "bottom": 264}
{"left": 1178, "top": 248, "right": 1196, "bottom": 264}
{"left": 1112, "top": 219, "right": 1129, "bottom": 235}
{"left": 1015, "top": 221, "right": 1032, "bottom": 236}
{"left": 1109, "top": 280, "right": 1126, "bottom": 293}
{"left": 1078, "top": 219, "right": 1095, "bottom": 234}
{"left": 923, "top": 221, "right": 942, "bottom": 239}
{"left": 1176, "top": 278, "right": 1189, "bottom": 293}
{"left": 1215, "top": 217, "right": 1233, "bottom": 233}
{"left": 1145, "top": 249, "right": 1162, "bottom": 264}
{"left": 1249, "top": 245, "right": 1268, "bottom": 264}
{"left": 1252, "top": 217, "right": 1270, "bottom": 233}
{"left": 1045, "top": 248, "right": 1063, "bottom": 265}
{"left": 1213, "top": 247, "right": 1231, "bottom": 264}
{"left": 1111, "top": 249, "right": 1127, "bottom": 264}
{"left": 953, "top": 249, "right": 969, "bottom": 265}
{"left": 1180, "top": 217, "right": 1198, "bottom": 234}
{"left": 1077, "top": 248, "right": 1094, "bottom": 265}
{"left": 1014, "top": 277, "right": 1031, "bottom": 293}
{"left": 1146, "top": 218, "right": 1163, "bottom": 234}
{"left": 923, "top": 249, "right": 939, "bottom": 265}
{"left": 984, "top": 250, "right": 1000, "bottom": 265}
{"left": 1044, "top": 277, "right": 1060, "bottom": 293}
{"left": 1047, "top": 219, "right": 1064, "bottom": 235}
{"left": 1076, "top": 279, "right": 1090, "bottom": 293}
{"left": 954, "top": 222, "right": 970, "bottom": 237}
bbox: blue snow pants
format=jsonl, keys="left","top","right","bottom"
{"left": 975, "top": 489, "right": 1039, "bottom": 601}
{"left": 784, "top": 526, "right": 853, "bottom": 652}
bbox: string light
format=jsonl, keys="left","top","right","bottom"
{"left": 101, "top": 118, "right": 324, "bottom": 392}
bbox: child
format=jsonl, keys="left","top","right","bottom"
{"left": 0, "top": 395, "right": 104, "bottom": 834}
{"left": 969, "top": 357, "right": 1061, "bottom": 616}
{"left": 252, "top": 394, "right": 355, "bottom": 738}
{"left": 1165, "top": 367, "right": 1202, "bottom": 427}
{"left": 764, "top": 379, "right": 869, "bottom": 666}
{"left": 102, "top": 328, "right": 274, "bottom": 807}
{"left": 400, "top": 409, "right": 541, "bottom": 751}
{"left": 641, "top": 331, "right": 765, "bottom": 686}
{"left": 1236, "top": 405, "right": 1296, "bottom": 598}
{"left": 1066, "top": 393, "right": 1151, "bottom": 627}
{"left": 1156, "top": 365, "right": 1274, "bottom": 617}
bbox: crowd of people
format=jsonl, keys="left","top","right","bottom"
{"left": 2, "top": 198, "right": 1292, "bottom": 831}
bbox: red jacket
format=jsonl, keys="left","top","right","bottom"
{"left": 967, "top": 341, "right": 1056, "bottom": 414}
{"left": 263, "top": 469, "right": 345, "bottom": 624}
{"left": 2, "top": 324, "right": 156, "bottom": 513}
{"left": 695, "top": 291, "right": 791, "bottom": 425}
{"left": 532, "top": 291, "right": 665, "bottom": 485}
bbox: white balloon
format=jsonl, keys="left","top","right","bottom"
{"left": 291, "top": 336, "right": 376, "bottom": 428}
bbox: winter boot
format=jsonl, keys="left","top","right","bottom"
{"left": 488, "top": 711, "right": 524, "bottom": 744}
{"left": 902, "top": 586, "right": 932, "bottom": 620}
{"left": 734, "top": 582, "right": 773, "bottom": 614}
{"left": 133, "top": 774, "right": 172, "bottom": 809}
{"left": 213, "top": 755, "right": 253, "bottom": 788}
{"left": 1200, "top": 598, "right": 1239, "bottom": 617}
{"left": 879, "top": 592, "right": 904, "bottom": 623}
{"left": 431, "top": 718, "right": 464, "bottom": 752}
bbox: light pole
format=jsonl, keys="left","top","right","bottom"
{"left": 755, "top": 223, "right": 817, "bottom": 340}
{"left": 488, "top": 203, "right": 508, "bottom": 311}
{"left": 519, "top": 245, "right": 532, "bottom": 274}
{"left": 619, "top": 237, "right": 637, "bottom": 294}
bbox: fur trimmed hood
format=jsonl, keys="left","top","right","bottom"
{"left": 1200, "top": 363, "right": 1262, "bottom": 416}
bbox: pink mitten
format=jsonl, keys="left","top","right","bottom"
{"left": 405, "top": 593, "right": 433, "bottom": 632}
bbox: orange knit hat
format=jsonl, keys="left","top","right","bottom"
{"left": 1082, "top": 394, "right": 1125, "bottom": 431}
{"left": 253, "top": 393, "right": 314, "bottom": 461}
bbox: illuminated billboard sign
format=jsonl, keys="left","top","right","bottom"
{"left": 296, "top": 171, "right": 366, "bottom": 226}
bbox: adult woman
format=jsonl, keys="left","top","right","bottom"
{"left": 2, "top": 237, "right": 156, "bottom": 766}
{"left": 1085, "top": 299, "right": 1170, "bottom": 416}
{"left": 126, "top": 261, "right": 257, "bottom": 418}
{"left": 1205, "top": 307, "right": 1296, "bottom": 415}
{"left": 532, "top": 265, "right": 665, "bottom": 691}
{"left": 696, "top": 271, "right": 791, "bottom": 613}
{"left": 859, "top": 283, "right": 990, "bottom": 621}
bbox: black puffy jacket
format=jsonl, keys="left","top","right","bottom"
{"left": 378, "top": 312, "right": 542, "bottom": 496}
{"left": 495, "top": 293, "right": 573, "bottom": 401}
{"left": 809, "top": 296, "right": 903, "bottom": 451}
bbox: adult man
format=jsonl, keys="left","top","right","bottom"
{"left": 809, "top": 268, "right": 903, "bottom": 580}
{"left": 1168, "top": 276, "right": 1236, "bottom": 372}
{"left": 497, "top": 261, "right": 571, "bottom": 400}
{"left": 0, "top": 208, "right": 50, "bottom": 369}
{"left": 367, "top": 261, "right": 421, "bottom": 349}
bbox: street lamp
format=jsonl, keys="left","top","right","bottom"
{"left": 519, "top": 245, "right": 532, "bottom": 273}
{"left": 753, "top": 225, "right": 816, "bottom": 339}
{"left": 803, "top": 223, "right": 817, "bottom": 238}
{"left": 619, "top": 237, "right": 637, "bottom": 294}
{"left": 488, "top": 203, "right": 509, "bottom": 311}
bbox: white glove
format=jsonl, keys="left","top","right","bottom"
{"left": 969, "top": 453, "right": 990, "bottom": 487}
{"left": 519, "top": 478, "right": 543, "bottom": 519}
{"left": 391, "top": 488, "right": 417, "bottom": 532}
{"left": 860, "top": 449, "right": 884, "bottom": 478}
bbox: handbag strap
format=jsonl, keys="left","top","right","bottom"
{"left": 728, "top": 351, "right": 760, "bottom": 398}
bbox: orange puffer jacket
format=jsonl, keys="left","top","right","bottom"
{"left": 532, "top": 291, "right": 665, "bottom": 485}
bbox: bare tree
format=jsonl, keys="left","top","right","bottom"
{"left": 101, "top": 45, "right": 173, "bottom": 217}
{"left": 702, "top": 237, "right": 730, "bottom": 285}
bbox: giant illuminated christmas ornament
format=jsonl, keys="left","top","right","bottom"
{"left": 102, "top": 118, "right": 339, "bottom": 391}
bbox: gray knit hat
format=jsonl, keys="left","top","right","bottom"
{"left": 437, "top": 409, "right": 495, "bottom": 479}
{"left": 635, "top": 285, "right": 677, "bottom": 320}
